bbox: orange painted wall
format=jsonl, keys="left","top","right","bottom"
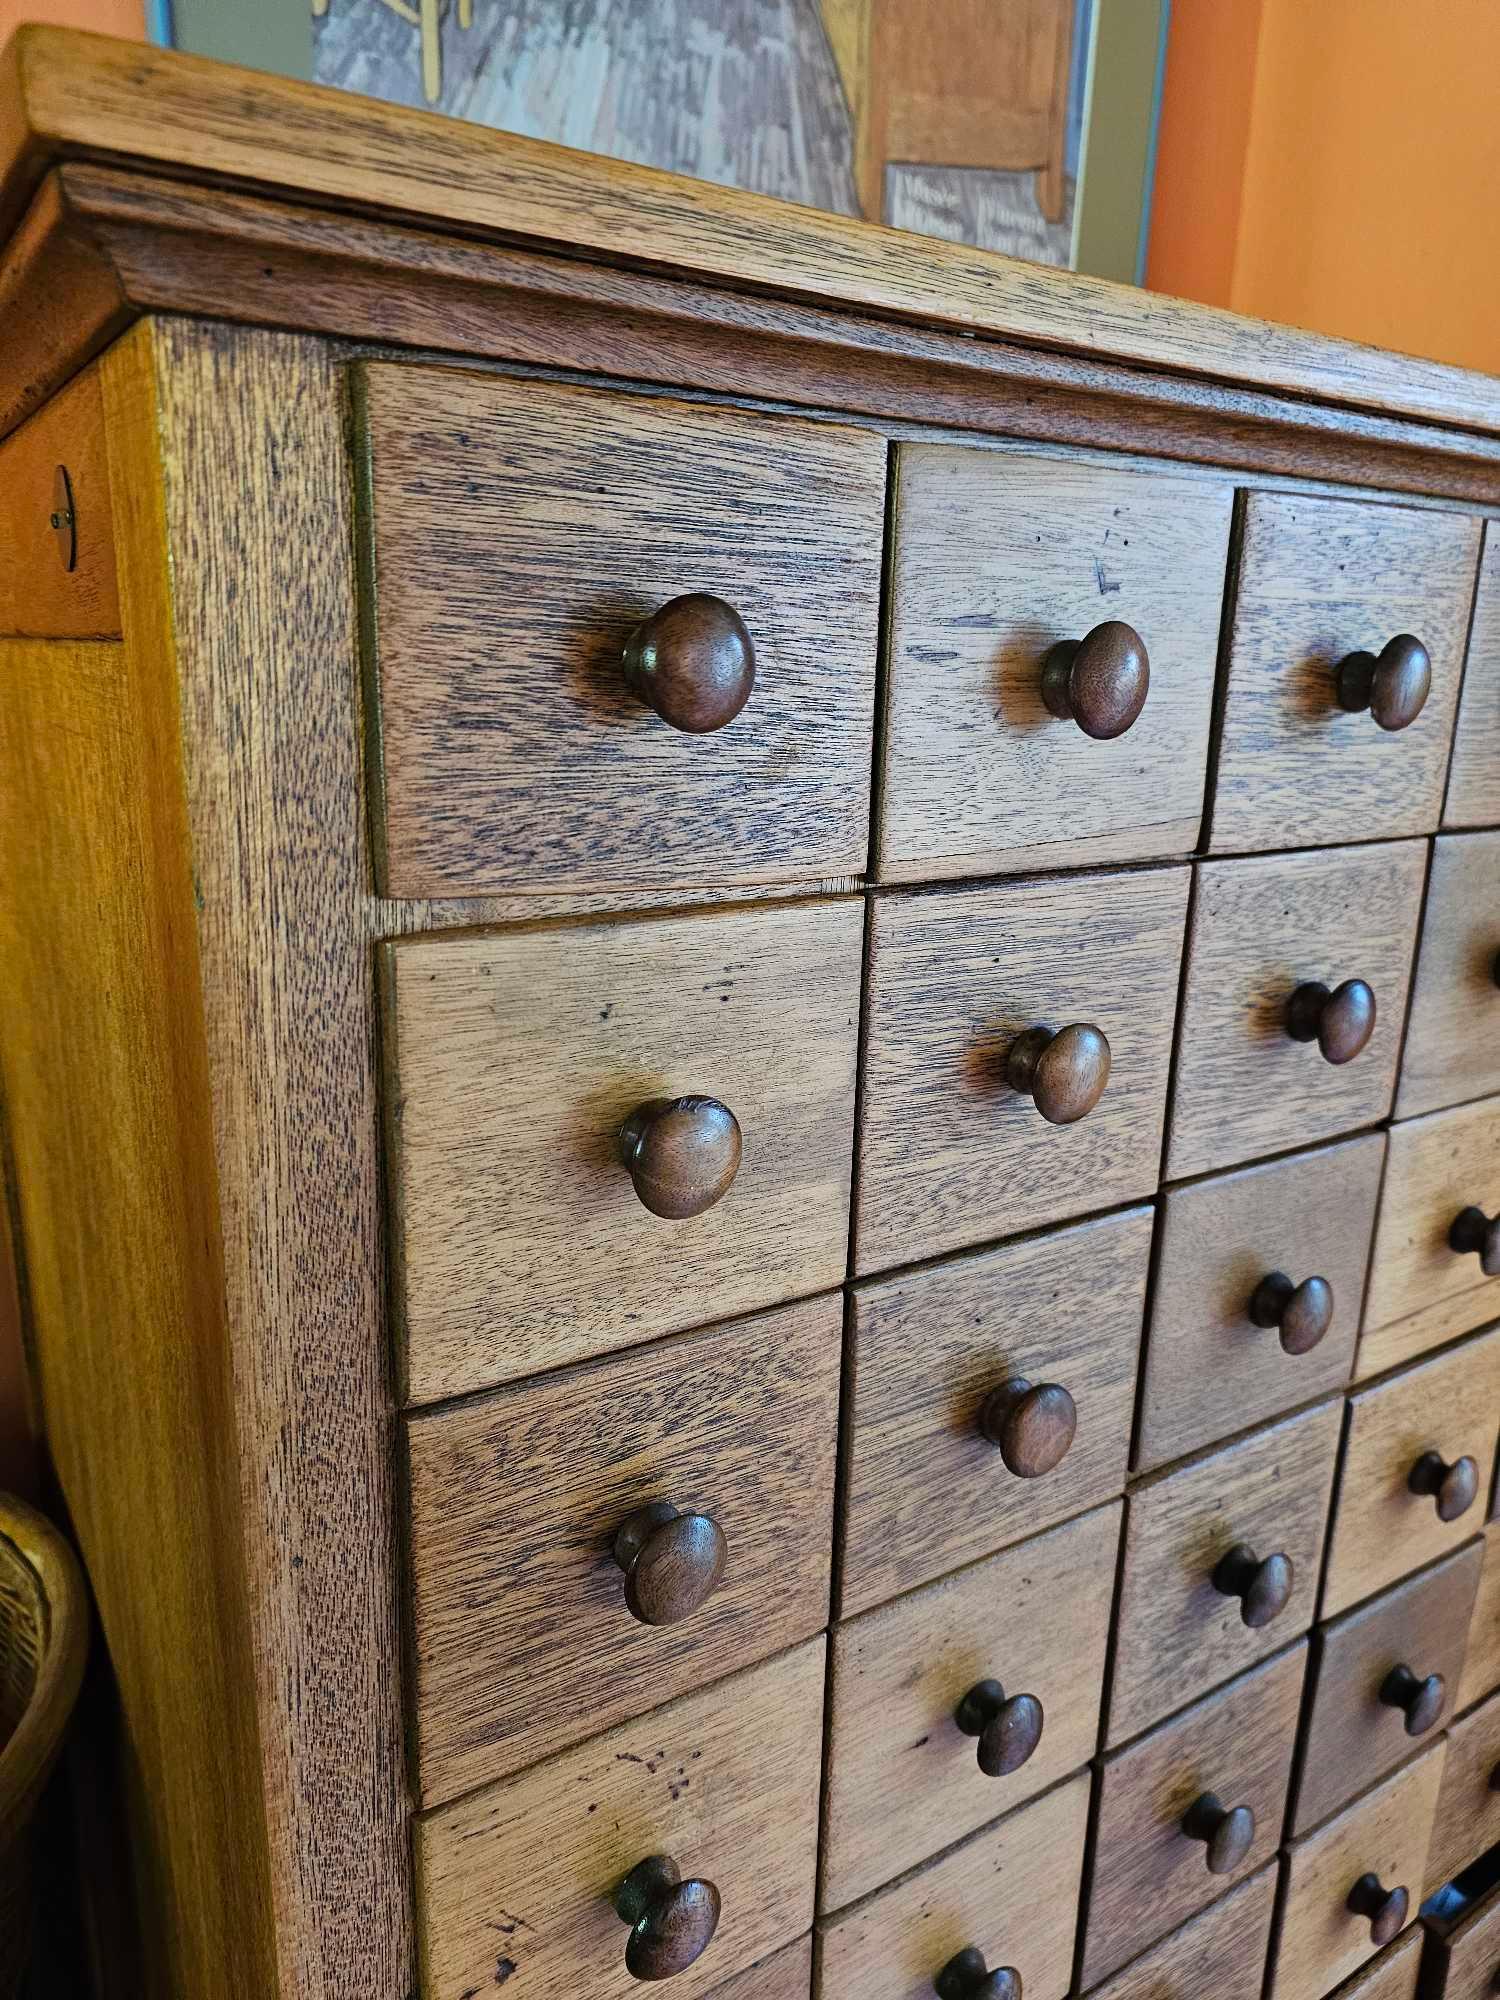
{"left": 0, "top": 0, "right": 143, "bottom": 44}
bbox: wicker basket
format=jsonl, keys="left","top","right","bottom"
{"left": 0, "top": 1496, "right": 87, "bottom": 2000}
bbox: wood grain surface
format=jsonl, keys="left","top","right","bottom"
{"left": 1138, "top": 1134, "right": 1383, "bottom": 1470}
{"left": 357, "top": 363, "right": 883, "bottom": 896}
{"left": 1426, "top": 1684, "right": 1500, "bottom": 1892}
{"left": 1457, "top": 1522, "right": 1500, "bottom": 1713}
{"left": 1166, "top": 842, "right": 1426, "bottom": 1182}
{"left": 822, "top": 1501, "right": 1121, "bottom": 1911}
{"left": 1082, "top": 1863, "right": 1278, "bottom": 2000}
{"left": 385, "top": 895, "right": 862, "bottom": 1402}
{"left": 1109, "top": 1401, "right": 1341, "bottom": 1744}
{"left": 878, "top": 449, "right": 1231, "bottom": 880}
{"left": 415, "top": 1638, "right": 825, "bottom": 2000}
{"left": 1396, "top": 832, "right": 1500, "bottom": 1119}
{"left": 857, "top": 868, "right": 1188, "bottom": 1272}
{"left": 841, "top": 1206, "right": 1150, "bottom": 1615}
{"left": 0, "top": 359, "right": 116, "bottom": 637}
{"left": 1318, "top": 1929, "right": 1422, "bottom": 2000}
{"left": 1420, "top": 1880, "right": 1500, "bottom": 2000}
{"left": 1445, "top": 524, "right": 1500, "bottom": 828}
{"left": 1205, "top": 492, "right": 1478, "bottom": 854}
{"left": 704, "top": 1935, "right": 811, "bottom": 2000}
{"left": 405, "top": 1295, "right": 839, "bottom": 1806}
{"left": 816, "top": 1770, "right": 1090, "bottom": 2000}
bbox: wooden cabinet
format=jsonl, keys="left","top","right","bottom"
{"left": 1322, "top": 1931, "right": 1423, "bottom": 2000}
{"left": 1396, "top": 832, "right": 1500, "bottom": 1119}
{"left": 1445, "top": 523, "right": 1500, "bottom": 829}
{"left": 1421, "top": 1880, "right": 1500, "bottom": 2000}
{"left": 1457, "top": 1522, "right": 1500, "bottom": 1712}
{"left": 1080, "top": 1865, "right": 1278, "bottom": 2000}
{"left": 1426, "top": 1687, "right": 1500, "bottom": 1892}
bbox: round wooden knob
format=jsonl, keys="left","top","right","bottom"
{"left": 614, "top": 1855, "right": 721, "bottom": 1981}
{"left": 1004, "top": 1023, "right": 1110, "bottom": 1125}
{"left": 1211, "top": 1545, "right": 1294, "bottom": 1629}
{"left": 1346, "top": 1872, "right": 1409, "bottom": 1947}
{"left": 1181, "top": 1793, "right": 1255, "bottom": 1875}
{"left": 1408, "top": 1449, "right": 1479, "bottom": 1523}
{"left": 1039, "top": 620, "right": 1150, "bottom": 740}
{"left": 954, "top": 1680, "right": 1045, "bottom": 1778}
{"left": 614, "top": 1503, "right": 727, "bottom": 1626}
{"left": 622, "top": 593, "right": 755, "bottom": 733}
{"left": 1285, "top": 979, "right": 1376, "bottom": 1065}
{"left": 1335, "top": 635, "right": 1431, "bottom": 732}
{"left": 1248, "top": 1271, "right": 1334, "bottom": 1357}
{"left": 619, "top": 1096, "right": 742, "bottom": 1219}
{"left": 979, "top": 1378, "right": 1077, "bottom": 1479}
{"left": 1379, "top": 1663, "right": 1445, "bottom": 1737}
{"left": 935, "top": 1947, "right": 1022, "bottom": 2000}
{"left": 1450, "top": 1207, "right": 1500, "bottom": 1277}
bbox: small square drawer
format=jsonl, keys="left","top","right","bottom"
{"left": 384, "top": 897, "right": 862, "bottom": 1403}
{"left": 822, "top": 1502, "right": 1121, "bottom": 1911}
{"left": 1082, "top": 1643, "right": 1306, "bottom": 1986}
{"left": 1205, "top": 490, "right": 1478, "bottom": 855}
{"left": 1426, "top": 1686, "right": 1500, "bottom": 1893}
{"left": 355, "top": 363, "right": 885, "bottom": 897}
{"left": 1457, "top": 1522, "right": 1500, "bottom": 1712}
{"left": 414, "top": 1638, "right": 825, "bottom": 2000}
{"left": 858, "top": 867, "right": 1188, "bottom": 1272}
{"left": 1138, "top": 1134, "right": 1383, "bottom": 1470}
{"left": 1422, "top": 1880, "right": 1500, "bottom": 2000}
{"left": 1321, "top": 1930, "right": 1422, "bottom": 2000}
{"left": 1081, "top": 1864, "right": 1277, "bottom": 2000}
{"left": 1323, "top": 1329, "right": 1500, "bottom": 1619}
{"left": 1109, "top": 1400, "right": 1340, "bottom": 1744}
{"left": 406, "top": 1296, "right": 840, "bottom": 1806}
{"left": 877, "top": 447, "right": 1231, "bottom": 882}
{"left": 1396, "top": 833, "right": 1500, "bottom": 1119}
{"left": 816, "top": 1771, "right": 1090, "bottom": 2000}
{"left": 1167, "top": 842, "right": 1425, "bottom": 1181}
{"left": 1273, "top": 1743, "right": 1444, "bottom": 2000}
{"left": 1294, "top": 1543, "right": 1483, "bottom": 1834}
{"left": 1361, "top": 1096, "right": 1500, "bottom": 1380}
{"left": 841, "top": 1207, "right": 1149, "bottom": 1616}
{"left": 1445, "top": 523, "right": 1500, "bottom": 830}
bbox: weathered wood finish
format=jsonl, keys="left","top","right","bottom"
{"left": 1426, "top": 1686, "right": 1500, "bottom": 1894}
{"left": 1421, "top": 1881, "right": 1500, "bottom": 2000}
{"left": 1397, "top": 833, "right": 1500, "bottom": 1120}
{"left": 1321, "top": 1930, "right": 1423, "bottom": 2000}
{"left": 1457, "top": 1522, "right": 1500, "bottom": 1714}
{"left": 1446, "top": 524, "right": 1500, "bottom": 828}
{"left": 704, "top": 1935, "right": 812, "bottom": 2000}
{"left": 1082, "top": 1864, "right": 1278, "bottom": 2000}
{"left": 0, "top": 359, "right": 117, "bottom": 637}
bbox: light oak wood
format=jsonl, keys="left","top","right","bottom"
{"left": 405, "top": 1295, "right": 839, "bottom": 1807}
{"left": 1426, "top": 1684, "right": 1500, "bottom": 1893}
{"left": 1206, "top": 492, "right": 1478, "bottom": 854}
{"left": 1082, "top": 1863, "right": 1278, "bottom": 2000}
{"left": 815, "top": 1770, "right": 1090, "bottom": 2000}
{"left": 414, "top": 1639, "right": 824, "bottom": 2000}
{"left": 356, "top": 363, "right": 884, "bottom": 897}
{"left": 1320, "top": 1930, "right": 1422, "bottom": 2000}
{"left": 857, "top": 868, "right": 1188, "bottom": 1272}
{"left": 1083, "top": 1644, "right": 1307, "bottom": 1986}
{"left": 0, "top": 359, "right": 117, "bottom": 637}
{"left": 877, "top": 449, "right": 1231, "bottom": 881}
{"left": 1109, "top": 1401, "right": 1341, "bottom": 1743}
{"left": 1420, "top": 1880, "right": 1500, "bottom": 2000}
{"left": 1167, "top": 841, "right": 1426, "bottom": 1182}
{"left": 385, "top": 896, "right": 862, "bottom": 1403}
{"left": 841, "top": 1206, "right": 1150, "bottom": 1615}
{"left": 1446, "top": 524, "right": 1500, "bottom": 829}
{"left": 1138, "top": 1134, "right": 1383, "bottom": 1470}
{"left": 822, "top": 1501, "right": 1121, "bottom": 1912}
{"left": 1457, "top": 1522, "right": 1500, "bottom": 1714}
{"left": 705, "top": 1936, "right": 811, "bottom": 2000}
{"left": 1397, "top": 833, "right": 1500, "bottom": 1119}
{"left": 1324, "top": 1330, "right": 1500, "bottom": 1617}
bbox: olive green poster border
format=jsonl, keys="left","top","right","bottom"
{"left": 162, "top": 0, "right": 311, "bottom": 81}
{"left": 1073, "top": 0, "right": 1172, "bottom": 287}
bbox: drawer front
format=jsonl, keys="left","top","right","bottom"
{"left": 1083, "top": 1864, "right": 1277, "bottom": 2000}
{"left": 1082, "top": 1643, "right": 1306, "bottom": 1986}
{"left": 1427, "top": 1882, "right": 1500, "bottom": 2000}
{"left": 1274, "top": 1744, "right": 1445, "bottom": 2000}
{"left": 1396, "top": 833, "right": 1500, "bottom": 1119}
{"left": 1362, "top": 1096, "right": 1500, "bottom": 1380}
{"left": 1457, "top": 1521, "right": 1500, "bottom": 1712}
{"left": 406, "top": 1295, "right": 839, "bottom": 1805}
{"left": 385, "top": 897, "right": 862, "bottom": 1402}
{"left": 822, "top": 1502, "right": 1121, "bottom": 1911}
{"left": 355, "top": 363, "right": 884, "bottom": 896}
{"left": 414, "top": 1639, "right": 824, "bottom": 2000}
{"left": 1427, "top": 1686, "right": 1500, "bottom": 1893}
{"left": 1110, "top": 1402, "right": 1340, "bottom": 1743}
{"left": 878, "top": 448, "right": 1231, "bottom": 881}
{"left": 858, "top": 867, "right": 1188, "bottom": 1272}
{"left": 1138, "top": 1134, "right": 1383, "bottom": 1471}
{"left": 707, "top": 1938, "right": 811, "bottom": 2000}
{"left": 1324, "top": 1931, "right": 1422, "bottom": 2000}
{"left": 816, "top": 1771, "right": 1090, "bottom": 2000}
{"left": 1205, "top": 490, "right": 1477, "bottom": 855}
{"left": 1325, "top": 1329, "right": 1500, "bottom": 1617}
{"left": 1294, "top": 1543, "right": 1483, "bottom": 1834}
{"left": 1167, "top": 842, "right": 1426, "bottom": 1181}
{"left": 841, "top": 1207, "right": 1149, "bottom": 1615}
{"left": 1445, "top": 523, "right": 1500, "bottom": 829}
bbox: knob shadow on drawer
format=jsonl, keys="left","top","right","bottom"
{"left": 1080, "top": 1862, "right": 1277, "bottom": 2000}
{"left": 1396, "top": 831, "right": 1500, "bottom": 1120}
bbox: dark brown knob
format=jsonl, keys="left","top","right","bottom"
{"left": 1211, "top": 1545, "right": 1294, "bottom": 1629}
{"left": 1181, "top": 1793, "right": 1255, "bottom": 1875}
{"left": 1039, "top": 620, "right": 1150, "bottom": 740}
{"left": 1408, "top": 1449, "right": 1479, "bottom": 1523}
{"left": 1004, "top": 1023, "right": 1110, "bottom": 1125}
{"left": 1335, "top": 635, "right": 1431, "bottom": 732}
{"left": 954, "top": 1680, "right": 1045, "bottom": 1778}
{"left": 622, "top": 593, "right": 755, "bottom": 733}
{"left": 979, "top": 1378, "right": 1077, "bottom": 1479}
{"left": 935, "top": 1947, "right": 1022, "bottom": 2000}
{"left": 619, "top": 1096, "right": 742, "bottom": 1219}
{"left": 1379, "top": 1663, "right": 1445, "bottom": 1737}
{"left": 1450, "top": 1207, "right": 1500, "bottom": 1277}
{"left": 1285, "top": 979, "right": 1376, "bottom": 1065}
{"left": 614, "top": 1503, "right": 727, "bottom": 1626}
{"left": 1248, "top": 1271, "right": 1334, "bottom": 1357}
{"left": 614, "top": 1855, "right": 721, "bottom": 1981}
{"left": 1346, "top": 1872, "right": 1408, "bottom": 1947}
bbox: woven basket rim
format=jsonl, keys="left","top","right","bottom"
{"left": 0, "top": 1494, "right": 88, "bottom": 1840}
